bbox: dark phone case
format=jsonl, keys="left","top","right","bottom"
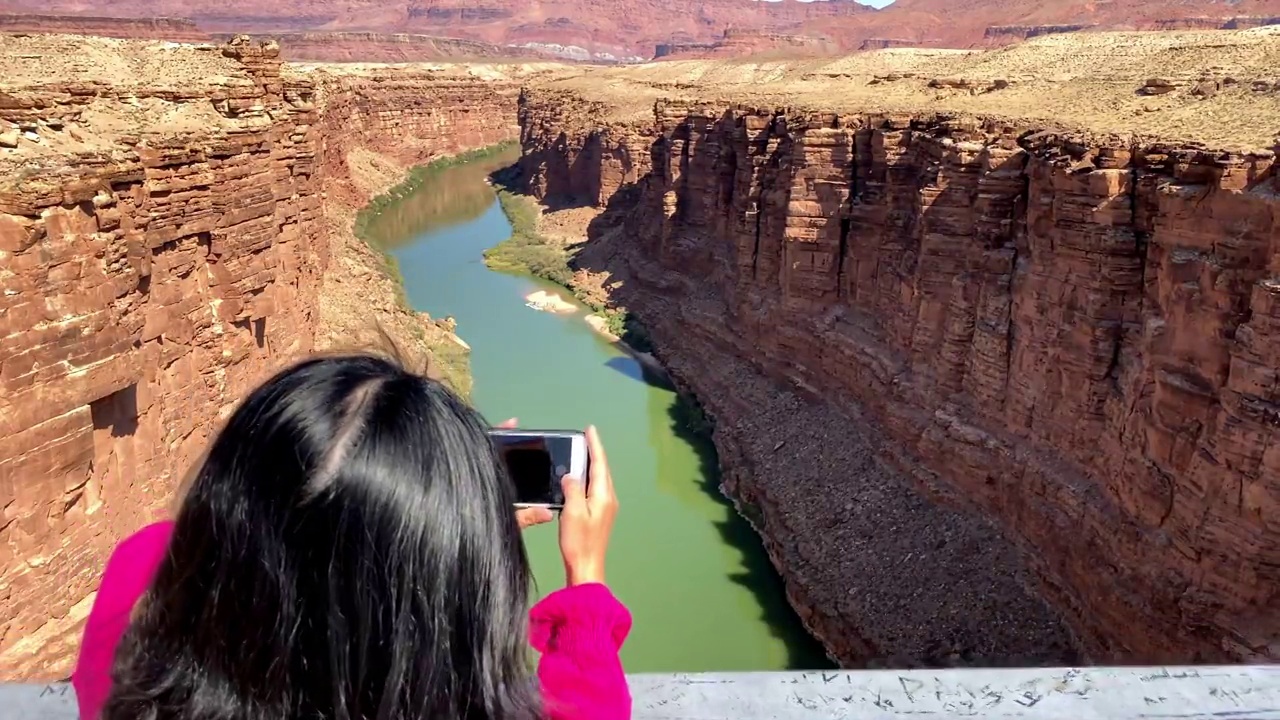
{"left": 488, "top": 429, "right": 589, "bottom": 507}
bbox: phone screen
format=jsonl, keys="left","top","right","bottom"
{"left": 491, "top": 432, "right": 581, "bottom": 507}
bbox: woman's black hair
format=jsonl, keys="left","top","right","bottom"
{"left": 103, "top": 354, "right": 539, "bottom": 720}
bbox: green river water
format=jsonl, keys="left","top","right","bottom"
{"left": 366, "top": 160, "right": 830, "bottom": 673}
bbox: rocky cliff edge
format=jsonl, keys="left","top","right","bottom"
{"left": 0, "top": 33, "right": 562, "bottom": 678}
{"left": 514, "top": 29, "right": 1280, "bottom": 666}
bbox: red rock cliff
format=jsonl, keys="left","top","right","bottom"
{"left": 516, "top": 91, "right": 1280, "bottom": 666}
{"left": 655, "top": 28, "right": 840, "bottom": 60}
{"left": 0, "top": 14, "right": 210, "bottom": 41}
{"left": 0, "top": 34, "right": 521, "bottom": 679}
{"left": 6, "top": 0, "right": 1280, "bottom": 53}
{"left": 215, "top": 31, "right": 544, "bottom": 62}
{"left": 1, "top": 0, "right": 873, "bottom": 58}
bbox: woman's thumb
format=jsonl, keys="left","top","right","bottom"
{"left": 561, "top": 474, "right": 587, "bottom": 512}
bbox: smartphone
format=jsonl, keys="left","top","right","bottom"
{"left": 488, "top": 429, "right": 589, "bottom": 509}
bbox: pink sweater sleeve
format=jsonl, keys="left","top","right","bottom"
{"left": 72, "top": 521, "right": 174, "bottom": 720}
{"left": 529, "top": 583, "right": 633, "bottom": 720}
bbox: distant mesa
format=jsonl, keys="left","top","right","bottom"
{"left": 1151, "top": 15, "right": 1280, "bottom": 31}
{"left": 0, "top": 0, "right": 875, "bottom": 60}
{"left": 982, "top": 24, "right": 1094, "bottom": 44}
{"left": 0, "top": 13, "right": 209, "bottom": 41}
{"left": 5, "top": 1, "right": 1280, "bottom": 60}
{"left": 857, "top": 38, "right": 918, "bottom": 51}
{"left": 656, "top": 27, "right": 839, "bottom": 60}
{"left": 208, "top": 31, "right": 548, "bottom": 63}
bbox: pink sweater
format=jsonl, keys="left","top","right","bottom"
{"left": 72, "top": 521, "right": 632, "bottom": 720}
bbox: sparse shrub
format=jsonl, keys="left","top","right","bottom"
{"left": 483, "top": 190, "right": 575, "bottom": 286}
{"left": 486, "top": 188, "right": 662, "bottom": 355}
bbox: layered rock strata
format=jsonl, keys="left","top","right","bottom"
{"left": 516, "top": 90, "right": 656, "bottom": 208}
{"left": 0, "top": 35, "right": 522, "bottom": 679}
{"left": 516, "top": 91, "right": 1280, "bottom": 666}
{"left": 0, "top": 0, "right": 874, "bottom": 58}
{"left": 7, "top": 0, "right": 1280, "bottom": 53}
{"left": 214, "top": 32, "right": 542, "bottom": 62}
{"left": 654, "top": 29, "right": 838, "bottom": 60}
{"left": 982, "top": 24, "right": 1093, "bottom": 44}
{"left": 1153, "top": 16, "right": 1280, "bottom": 31}
{"left": 0, "top": 14, "right": 210, "bottom": 41}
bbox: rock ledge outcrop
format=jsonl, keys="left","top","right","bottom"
{"left": 0, "top": 34, "right": 524, "bottom": 678}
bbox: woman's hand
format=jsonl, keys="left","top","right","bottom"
{"left": 499, "top": 418, "right": 555, "bottom": 530}
{"left": 558, "top": 425, "right": 617, "bottom": 586}
{"left": 517, "top": 507, "right": 554, "bottom": 529}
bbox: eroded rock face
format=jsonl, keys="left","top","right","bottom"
{"left": 517, "top": 91, "right": 1280, "bottom": 666}
{"left": 982, "top": 24, "right": 1093, "bottom": 45}
{"left": 213, "top": 32, "right": 543, "bottom": 63}
{"left": 0, "top": 0, "right": 874, "bottom": 59}
{"left": 0, "top": 37, "right": 519, "bottom": 679}
{"left": 1153, "top": 16, "right": 1280, "bottom": 31}
{"left": 515, "top": 89, "right": 656, "bottom": 207}
{"left": 0, "top": 14, "right": 211, "bottom": 41}
{"left": 6, "top": 0, "right": 1280, "bottom": 54}
{"left": 654, "top": 28, "right": 839, "bottom": 60}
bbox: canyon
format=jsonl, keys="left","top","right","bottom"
{"left": 513, "top": 29, "right": 1280, "bottom": 664}
{"left": 2, "top": 22, "right": 1280, "bottom": 681}
{"left": 0, "top": 32, "right": 542, "bottom": 679}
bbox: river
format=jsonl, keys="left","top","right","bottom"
{"left": 365, "top": 158, "right": 830, "bottom": 673}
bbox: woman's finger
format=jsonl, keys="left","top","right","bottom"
{"left": 584, "top": 425, "right": 613, "bottom": 504}
{"left": 560, "top": 474, "right": 588, "bottom": 516}
{"left": 516, "top": 506, "right": 553, "bottom": 529}
{"left": 497, "top": 417, "right": 518, "bottom": 429}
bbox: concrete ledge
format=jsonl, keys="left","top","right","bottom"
{"left": 5, "top": 666, "right": 1279, "bottom": 718}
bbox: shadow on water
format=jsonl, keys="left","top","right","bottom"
{"left": 603, "top": 356, "right": 651, "bottom": 385}
{"left": 620, "top": 352, "right": 833, "bottom": 670}
{"left": 380, "top": 146, "right": 834, "bottom": 669}
{"left": 668, "top": 394, "right": 834, "bottom": 670}
{"left": 363, "top": 149, "right": 521, "bottom": 249}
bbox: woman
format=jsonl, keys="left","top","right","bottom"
{"left": 71, "top": 354, "right": 628, "bottom": 720}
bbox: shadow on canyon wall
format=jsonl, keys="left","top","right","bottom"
{"left": 562, "top": 111, "right": 1087, "bottom": 668}
{"left": 493, "top": 150, "right": 833, "bottom": 667}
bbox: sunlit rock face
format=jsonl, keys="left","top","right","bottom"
{"left": 0, "top": 35, "right": 520, "bottom": 679}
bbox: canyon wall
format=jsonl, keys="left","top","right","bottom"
{"left": 0, "top": 0, "right": 872, "bottom": 58}
{"left": 654, "top": 28, "right": 839, "bottom": 61}
{"left": 215, "top": 32, "right": 541, "bottom": 62}
{"left": 308, "top": 62, "right": 520, "bottom": 209}
{"left": 981, "top": 24, "right": 1093, "bottom": 44}
{"left": 515, "top": 90, "right": 655, "bottom": 209}
{"left": 517, "top": 92, "right": 1280, "bottom": 665}
{"left": 0, "top": 14, "right": 210, "bottom": 41}
{"left": 0, "top": 35, "right": 520, "bottom": 679}
{"left": 6, "top": 0, "right": 1280, "bottom": 54}
{"left": 1153, "top": 16, "right": 1280, "bottom": 31}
